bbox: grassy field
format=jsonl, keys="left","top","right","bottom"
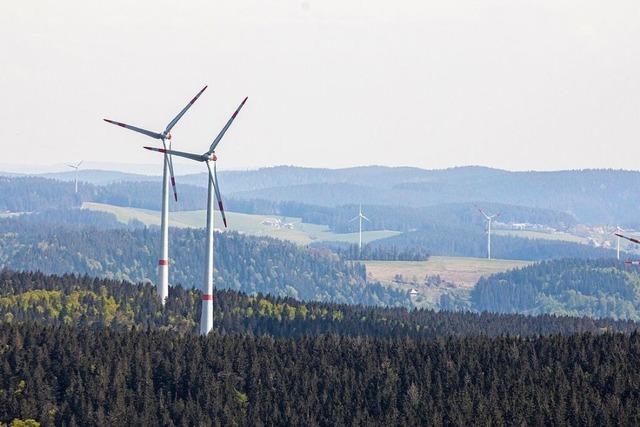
{"left": 493, "top": 229, "right": 588, "bottom": 244}
{"left": 364, "top": 256, "right": 532, "bottom": 308}
{"left": 364, "top": 256, "right": 531, "bottom": 289}
{"left": 83, "top": 202, "right": 400, "bottom": 245}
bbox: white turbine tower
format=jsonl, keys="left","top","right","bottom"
{"left": 477, "top": 207, "right": 500, "bottom": 260}
{"left": 104, "top": 86, "right": 207, "bottom": 305}
{"left": 145, "top": 96, "right": 248, "bottom": 335}
{"left": 615, "top": 231, "right": 640, "bottom": 264}
{"left": 349, "top": 205, "right": 370, "bottom": 254}
{"left": 615, "top": 226, "right": 624, "bottom": 260}
{"left": 66, "top": 161, "right": 82, "bottom": 193}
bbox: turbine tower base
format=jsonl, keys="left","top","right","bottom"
{"left": 200, "top": 296, "right": 214, "bottom": 335}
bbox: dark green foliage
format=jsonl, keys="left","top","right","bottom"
{"left": 472, "top": 258, "right": 640, "bottom": 320}
{"left": 3, "top": 322, "right": 640, "bottom": 425}
{"left": 3, "top": 271, "right": 640, "bottom": 425}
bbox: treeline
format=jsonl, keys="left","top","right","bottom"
{"left": 4, "top": 322, "right": 640, "bottom": 425}
{"left": 472, "top": 258, "right": 640, "bottom": 320}
{"left": 311, "top": 242, "right": 430, "bottom": 261}
{"left": 0, "top": 220, "right": 408, "bottom": 307}
{"left": 0, "top": 176, "right": 207, "bottom": 213}
{"left": 372, "top": 226, "right": 618, "bottom": 261}
{"left": 1, "top": 209, "right": 142, "bottom": 230}
{"left": 226, "top": 199, "right": 577, "bottom": 232}
{"left": 1, "top": 270, "right": 638, "bottom": 339}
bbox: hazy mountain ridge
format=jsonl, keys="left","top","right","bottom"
{"left": 9, "top": 165, "right": 640, "bottom": 225}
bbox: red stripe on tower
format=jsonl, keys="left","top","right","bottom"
{"left": 158, "top": 259, "right": 169, "bottom": 266}
{"left": 202, "top": 294, "right": 214, "bottom": 301}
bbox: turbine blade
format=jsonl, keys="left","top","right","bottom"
{"left": 475, "top": 205, "right": 490, "bottom": 220}
{"left": 361, "top": 215, "right": 371, "bottom": 222}
{"left": 615, "top": 233, "right": 640, "bottom": 245}
{"left": 144, "top": 146, "right": 204, "bottom": 162}
{"left": 207, "top": 161, "right": 228, "bottom": 228}
{"left": 166, "top": 142, "right": 178, "bottom": 202}
{"left": 349, "top": 216, "right": 359, "bottom": 222}
{"left": 76, "top": 160, "right": 83, "bottom": 168}
{"left": 66, "top": 164, "right": 77, "bottom": 169}
{"left": 104, "top": 119, "right": 163, "bottom": 139}
{"left": 207, "top": 97, "right": 248, "bottom": 154}
{"left": 164, "top": 85, "right": 208, "bottom": 134}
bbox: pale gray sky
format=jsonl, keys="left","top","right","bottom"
{"left": 1, "top": 0, "right": 640, "bottom": 172}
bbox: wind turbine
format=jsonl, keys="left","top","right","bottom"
{"left": 615, "top": 226, "right": 624, "bottom": 260}
{"left": 66, "top": 161, "right": 82, "bottom": 193}
{"left": 145, "top": 96, "right": 248, "bottom": 335}
{"left": 349, "top": 204, "right": 370, "bottom": 254}
{"left": 477, "top": 207, "right": 500, "bottom": 260}
{"left": 614, "top": 231, "right": 640, "bottom": 264}
{"left": 104, "top": 86, "right": 207, "bottom": 305}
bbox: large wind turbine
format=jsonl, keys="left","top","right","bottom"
{"left": 66, "top": 161, "right": 82, "bottom": 193}
{"left": 477, "top": 207, "right": 500, "bottom": 260}
{"left": 104, "top": 86, "right": 207, "bottom": 305}
{"left": 145, "top": 96, "right": 248, "bottom": 335}
{"left": 349, "top": 205, "right": 370, "bottom": 253}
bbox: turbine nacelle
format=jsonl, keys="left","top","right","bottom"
{"left": 209, "top": 153, "right": 217, "bottom": 161}
{"left": 163, "top": 132, "right": 172, "bottom": 140}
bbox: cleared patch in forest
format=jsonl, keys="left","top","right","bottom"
{"left": 364, "top": 256, "right": 532, "bottom": 308}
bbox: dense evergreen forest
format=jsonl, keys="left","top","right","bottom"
{"left": 4, "top": 323, "right": 640, "bottom": 426}
{"left": 472, "top": 259, "right": 640, "bottom": 320}
{"left": 3, "top": 271, "right": 640, "bottom": 425}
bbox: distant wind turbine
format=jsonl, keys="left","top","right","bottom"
{"left": 614, "top": 231, "right": 640, "bottom": 265}
{"left": 66, "top": 161, "right": 82, "bottom": 193}
{"left": 145, "top": 96, "right": 248, "bottom": 335}
{"left": 615, "top": 226, "right": 624, "bottom": 260}
{"left": 477, "top": 207, "right": 500, "bottom": 260}
{"left": 104, "top": 85, "right": 207, "bottom": 305}
{"left": 349, "top": 205, "right": 370, "bottom": 254}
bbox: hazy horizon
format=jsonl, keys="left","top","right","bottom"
{"left": 2, "top": 0, "right": 639, "bottom": 171}
{"left": 4, "top": 161, "right": 640, "bottom": 177}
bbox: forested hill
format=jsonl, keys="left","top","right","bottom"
{"left": 472, "top": 259, "right": 640, "bottom": 320}
{"left": 3, "top": 270, "right": 640, "bottom": 425}
{"left": 0, "top": 220, "right": 408, "bottom": 307}
{"left": 2, "top": 270, "right": 636, "bottom": 337}
{"left": 369, "top": 227, "right": 617, "bottom": 261}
